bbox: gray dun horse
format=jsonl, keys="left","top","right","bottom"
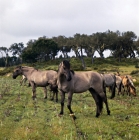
{"left": 57, "top": 60, "right": 110, "bottom": 118}
{"left": 101, "top": 73, "right": 116, "bottom": 99}
{"left": 12, "top": 66, "right": 58, "bottom": 101}
{"left": 20, "top": 75, "right": 29, "bottom": 86}
{"left": 115, "top": 75, "right": 122, "bottom": 95}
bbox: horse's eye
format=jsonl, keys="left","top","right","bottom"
{"left": 63, "top": 67, "right": 66, "bottom": 70}
{"left": 16, "top": 70, "right": 19, "bottom": 72}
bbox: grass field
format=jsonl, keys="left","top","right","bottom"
{"left": 0, "top": 58, "right": 139, "bottom": 139}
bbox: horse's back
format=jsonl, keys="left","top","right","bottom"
{"left": 102, "top": 73, "right": 115, "bottom": 86}
{"left": 73, "top": 71, "right": 104, "bottom": 93}
{"left": 30, "top": 70, "right": 57, "bottom": 86}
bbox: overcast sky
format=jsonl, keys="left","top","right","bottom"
{"left": 0, "top": 0, "right": 139, "bottom": 57}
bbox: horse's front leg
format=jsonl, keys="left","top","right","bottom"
{"left": 52, "top": 90, "right": 58, "bottom": 102}
{"left": 43, "top": 87, "right": 47, "bottom": 99}
{"left": 67, "top": 92, "right": 74, "bottom": 114}
{"left": 30, "top": 82, "right": 36, "bottom": 100}
{"left": 59, "top": 91, "right": 65, "bottom": 115}
{"left": 67, "top": 92, "right": 76, "bottom": 119}
{"left": 55, "top": 90, "right": 58, "bottom": 102}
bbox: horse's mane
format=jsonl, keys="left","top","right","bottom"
{"left": 62, "top": 60, "right": 74, "bottom": 74}
{"left": 63, "top": 60, "right": 70, "bottom": 69}
{"left": 70, "top": 70, "right": 74, "bottom": 75}
{"left": 16, "top": 66, "right": 38, "bottom": 71}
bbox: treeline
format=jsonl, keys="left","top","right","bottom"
{"left": 0, "top": 30, "right": 139, "bottom": 69}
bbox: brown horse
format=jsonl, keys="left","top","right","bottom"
{"left": 57, "top": 60, "right": 110, "bottom": 118}
{"left": 12, "top": 66, "right": 58, "bottom": 101}
{"left": 122, "top": 75, "right": 136, "bottom": 96}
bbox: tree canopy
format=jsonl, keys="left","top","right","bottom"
{"left": 0, "top": 30, "right": 138, "bottom": 68}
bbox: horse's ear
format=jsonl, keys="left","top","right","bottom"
{"left": 19, "top": 66, "right": 22, "bottom": 69}
{"left": 125, "top": 75, "right": 128, "bottom": 78}
{"left": 61, "top": 62, "right": 63, "bottom": 67}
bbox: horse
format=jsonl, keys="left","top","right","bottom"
{"left": 56, "top": 60, "right": 110, "bottom": 118}
{"left": 122, "top": 75, "right": 136, "bottom": 96}
{"left": 100, "top": 73, "right": 116, "bottom": 99}
{"left": 115, "top": 75, "right": 122, "bottom": 95}
{"left": 20, "top": 75, "right": 29, "bottom": 86}
{"left": 12, "top": 66, "right": 58, "bottom": 101}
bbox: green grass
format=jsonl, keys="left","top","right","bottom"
{"left": 0, "top": 57, "right": 139, "bottom": 139}
{"left": 0, "top": 77, "right": 139, "bottom": 140}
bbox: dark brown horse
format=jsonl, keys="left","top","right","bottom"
{"left": 12, "top": 66, "right": 58, "bottom": 101}
{"left": 57, "top": 60, "right": 110, "bottom": 118}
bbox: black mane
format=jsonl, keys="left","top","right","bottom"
{"left": 62, "top": 60, "right": 75, "bottom": 74}
{"left": 63, "top": 60, "right": 70, "bottom": 69}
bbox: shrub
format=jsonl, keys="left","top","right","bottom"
{"left": 0, "top": 67, "right": 14, "bottom": 76}
{"left": 130, "top": 70, "right": 139, "bottom": 75}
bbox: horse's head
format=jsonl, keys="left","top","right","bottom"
{"left": 123, "top": 76, "right": 136, "bottom": 96}
{"left": 128, "top": 78, "right": 136, "bottom": 96}
{"left": 58, "top": 60, "right": 71, "bottom": 81}
{"left": 129, "top": 86, "right": 136, "bottom": 96}
{"left": 13, "top": 66, "right": 22, "bottom": 79}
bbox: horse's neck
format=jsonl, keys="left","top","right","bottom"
{"left": 57, "top": 73, "right": 66, "bottom": 83}
{"left": 22, "top": 68, "right": 34, "bottom": 78}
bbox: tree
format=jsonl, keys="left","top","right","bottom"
{"left": 109, "top": 31, "right": 137, "bottom": 61}
{"left": 9, "top": 42, "right": 24, "bottom": 63}
{"left": 92, "top": 32, "right": 109, "bottom": 58}
{"left": 32, "top": 37, "right": 59, "bottom": 61}
{"left": 52, "top": 36, "right": 71, "bottom": 58}
{"left": 0, "top": 47, "right": 9, "bottom": 67}
{"left": 71, "top": 33, "right": 87, "bottom": 70}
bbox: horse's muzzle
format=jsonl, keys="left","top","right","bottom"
{"left": 67, "top": 76, "right": 71, "bottom": 81}
{"left": 12, "top": 75, "right": 17, "bottom": 79}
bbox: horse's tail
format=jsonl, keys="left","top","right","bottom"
{"left": 97, "top": 93, "right": 103, "bottom": 113}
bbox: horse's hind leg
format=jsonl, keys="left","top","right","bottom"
{"left": 100, "top": 93, "right": 110, "bottom": 115}
{"left": 89, "top": 89, "right": 102, "bottom": 117}
{"left": 43, "top": 87, "right": 47, "bottom": 99}
{"left": 30, "top": 82, "right": 36, "bottom": 100}
{"left": 110, "top": 84, "right": 116, "bottom": 99}
{"left": 55, "top": 90, "right": 58, "bottom": 102}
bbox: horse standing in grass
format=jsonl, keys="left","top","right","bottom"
{"left": 101, "top": 73, "right": 116, "bottom": 99}
{"left": 122, "top": 76, "right": 136, "bottom": 96}
{"left": 115, "top": 75, "right": 122, "bottom": 95}
{"left": 20, "top": 75, "right": 29, "bottom": 86}
{"left": 12, "top": 66, "right": 58, "bottom": 101}
{"left": 57, "top": 60, "right": 110, "bottom": 118}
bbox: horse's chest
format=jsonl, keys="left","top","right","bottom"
{"left": 57, "top": 81, "right": 70, "bottom": 92}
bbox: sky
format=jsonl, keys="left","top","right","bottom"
{"left": 0, "top": 0, "right": 139, "bottom": 57}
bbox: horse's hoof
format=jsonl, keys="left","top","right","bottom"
{"left": 70, "top": 114, "right": 76, "bottom": 120}
{"left": 50, "top": 98, "right": 54, "bottom": 101}
{"left": 44, "top": 97, "right": 47, "bottom": 99}
{"left": 110, "top": 96, "right": 114, "bottom": 99}
{"left": 95, "top": 113, "right": 100, "bottom": 118}
{"left": 32, "top": 96, "right": 36, "bottom": 100}
{"left": 56, "top": 99, "right": 58, "bottom": 102}
{"left": 107, "top": 110, "right": 110, "bottom": 115}
{"left": 58, "top": 114, "right": 63, "bottom": 117}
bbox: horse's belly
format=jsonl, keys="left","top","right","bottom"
{"left": 74, "top": 84, "right": 90, "bottom": 93}
{"left": 35, "top": 81, "right": 48, "bottom": 87}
